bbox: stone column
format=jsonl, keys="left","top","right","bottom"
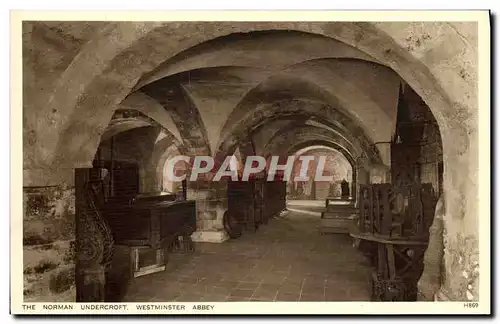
{"left": 354, "top": 158, "right": 369, "bottom": 208}
{"left": 369, "top": 164, "right": 391, "bottom": 184}
{"left": 188, "top": 179, "right": 229, "bottom": 243}
{"left": 374, "top": 142, "right": 391, "bottom": 168}
{"left": 417, "top": 194, "right": 444, "bottom": 300}
{"left": 372, "top": 142, "right": 392, "bottom": 183}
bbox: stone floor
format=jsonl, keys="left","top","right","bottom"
{"left": 122, "top": 209, "right": 372, "bottom": 302}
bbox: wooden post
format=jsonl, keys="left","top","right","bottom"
{"left": 75, "top": 168, "right": 114, "bottom": 302}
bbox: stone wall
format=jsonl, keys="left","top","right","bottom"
{"left": 187, "top": 180, "right": 229, "bottom": 243}
{"left": 23, "top": 186, "right": 76, "bottom": 302}
{"left": 440, "top": 233, "right": 479, "bottom": 301}
{"left": 419, "top": 121, "right": 443, "bottom": 195}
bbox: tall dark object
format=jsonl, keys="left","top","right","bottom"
{"left": 227, "top": 179, "right": 257, "bottom": 232}
{"left": 341, "top": 179, "right": 350, "bottom": 199}
{"left": 352, "top": 183, "right": 437, "bottom": 301}
{"left": 75, "top": 168, "right": 114, "bottom": 302}
{"left": 391, "top": 84, "right": 424, "bottom": 187}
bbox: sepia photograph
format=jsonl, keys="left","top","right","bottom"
{"left": 11, "top": 10, "right": 491, "bottom": 315}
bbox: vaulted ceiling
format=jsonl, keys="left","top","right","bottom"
{"left": 117, "top": 30, "right": 402, "bottom": 166}
{"left": 24, "top": 22, "right": 410, "bottom": 172}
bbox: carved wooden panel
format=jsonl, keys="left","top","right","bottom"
{"left": 391, "top": 144, "right": 421, "bottom": 187}
{"left": 356, "top": 182, "right": 438, "bottom": 301}
{"left": 358, "top": 183, "right": 436, "bottom": 238}
{"left": 75, "top": 168, "right": 114, "bottom": 302}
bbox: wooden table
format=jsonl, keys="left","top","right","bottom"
{"left": 349, "top": 226, "right": 428, "bottom": 301}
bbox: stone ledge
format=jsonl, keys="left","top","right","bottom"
{"left": 191, "top": 230, "right": 229, "bottom": 243}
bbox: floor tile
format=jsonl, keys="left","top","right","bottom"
{"left": 300, "top": 293, "right": 325, "bottom": 301}
{"left": 122, "top": 211, "right": 372, "bottom": 302}
{"left": 229, "top": 289, "right": 255, "bottom": 298}
{"left": 276, "top": 292, "right": 300, "bottom": 301}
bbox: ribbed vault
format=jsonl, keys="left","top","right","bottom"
{"left": 34, "top": 22, "right": 463, "bottom": 170}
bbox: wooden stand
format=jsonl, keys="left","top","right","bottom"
{"left": 350, "top": 183, "right": 437, "bottom": 301}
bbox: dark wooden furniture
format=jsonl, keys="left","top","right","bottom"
{"left": 75, "top": 169, "right": 114, "bottom": 302}
{"left": 227, "top": 180, "right": 259, "bottom": 232}
{"left": 348, "top": 84, "right": 442, "bottom": 301}
{"left": 262, "top": 179, "right": 287, "bottom": 221}
{"left": 103, "top": 194, "right": 196, "bottom": 251}
{"left": 224, "top": 175, "right": 286, "bottom": 239}
{"left": 103, "top": 193, "right": 196, "bottom": 301}
{"left": 75, "top": 166, "right": 197, "bottom": 302}
{"left": 105, "top": 196, "right": 196, "bottom": 296}
{"left": 351, "top": 183, "right": 437, "bottom": 301}
{"left": 103, "top": 190, "right": 196, "bottom": 281}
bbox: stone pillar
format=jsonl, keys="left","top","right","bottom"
{"left": 351, "top": 168, "right": 357, "bottom": 201}
{"left": 374, "top": 142, "right": 391, "bottom": 168}
{"left": 354, "top": 158, "right": 369, "bottom": 208}
{"left": 438, "top": 231, "right": 479, "bottom": 302}
{"left": 369, "top": 164, "right": 391, "bottom": 184}
{"left": 188, "top": 180, "right": 229, "bottom": 243}
{"left": 435, "top": 238, "right": 479, "bottom": 302}
{"left": 23, "top": 167, "right": 76, "bottom": 302}
{"left": 372, "top": 142, "right": 392, "bottom": 183}
{"left": 417, "top": 194, "right": 444, "bottom": 300}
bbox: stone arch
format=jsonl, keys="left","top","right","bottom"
{"left": 286, "top": 141, "right": 357, "bottom": 169}
{"left": 261, "top": 128, "right": 361, "bottom": 181}
{"left": 218, "top": 59, "right": 399, "bottom": 147}
{"left": 260, "top": 119, "right": 370, "bottom": 160}
{"left": 100, "top": 119, "right": 153, "bottom": 142}
{"left": 119, "top": 92, "right": 184, "bottom": 144}
{"left": 139, "top": 82, "right": 211, "bottom": 156}
{"left": 157, "top": 145, "right": 182, "bottom": 193}
{"left": 134, "top": 29, "right": 380, "bottom": 89}
{"left": 216, "top": 99, "right": 378, "bottom": 160}
{"left": 211, "top": 136, "right": 256, "bottom": 177}
{"left": 38, "top": 22, "right": 468, "bottom": 173}
{"left": 288, "top": 141, "right": 358, "bottom": 174}
{"left": 143, "top": 133, "right": 186, "bottom": 193}
{"left": 264, "top": 127, "right": 358, "bottom": 161}
{"left": 96, "top": 105, "right": 187, "bottom": 192}
{"left": 287, "top": 143, "right": 356, "bottom": 198}
{"left": 237, "top": 138, "right": 256, "bottom": 161}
